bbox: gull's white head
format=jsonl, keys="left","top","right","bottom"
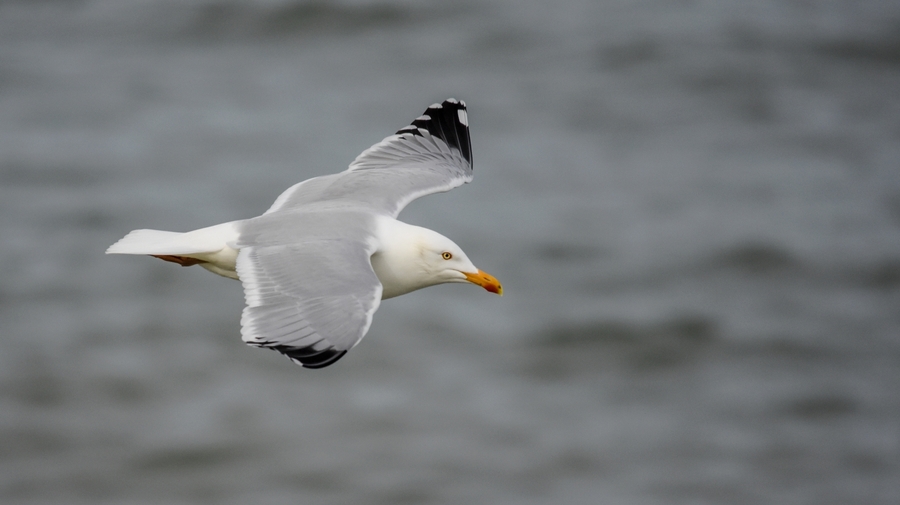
{"left": 415, "top": 228, "right": 503, "bottom": 295}
{"left": 372, "top": 220, "right": 503, "bottom": 299}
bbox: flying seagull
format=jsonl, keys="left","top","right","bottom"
{"left": 107, "top": 98, "right": 502, "bottom": 369}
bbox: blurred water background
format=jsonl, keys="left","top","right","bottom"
{"left": 1, "top": 0, "right": 899, "bottom": 503}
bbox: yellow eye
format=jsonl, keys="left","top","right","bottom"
{"left": 441, "top": 252, "right": 453, "bottom": 260}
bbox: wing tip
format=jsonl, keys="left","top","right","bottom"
{"left": 394, "top": 98, "right": 472, "bottom": 168}
{"left": 272, "top": 344, "right": 348, "bottom": 369}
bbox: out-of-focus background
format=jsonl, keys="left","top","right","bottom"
{"left": 1, "top": 0, "right": 899, "bottom": 503}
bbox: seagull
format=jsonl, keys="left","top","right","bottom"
{"left": 107, "top": 98, "right": 502, "bottom": 369}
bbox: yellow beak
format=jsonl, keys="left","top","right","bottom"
{"left": 463, "top": 269, "right": 503, "bottom": 296}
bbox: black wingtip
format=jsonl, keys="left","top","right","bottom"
{"left": 270, "top": 344, "right": 348, "bottom": 369}
{"left": 396, "top": 98, "right": 472, "bottom": 168}
{"left": 299, "top": 349, "right": 347, "bottom": 369}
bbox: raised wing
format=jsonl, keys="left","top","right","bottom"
{"left": 235, "top": 214, "right": 382, "bottom": 369}
{"left": 265, "top": 98, "right": 473, "bottom": 218}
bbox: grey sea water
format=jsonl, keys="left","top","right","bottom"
{"left": 1, "top": 1, "right": 899, "bottom": 503}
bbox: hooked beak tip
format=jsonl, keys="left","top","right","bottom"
{"left": 464, "top": 269, "right": 503, "bottom": 296}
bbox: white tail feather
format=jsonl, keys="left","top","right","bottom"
{"left": 106, "top": 222, "right": 239, "bottom": 256}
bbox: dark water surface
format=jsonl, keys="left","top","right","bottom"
{"left": 1, "top": 1, "right": 899, "bottom": 503}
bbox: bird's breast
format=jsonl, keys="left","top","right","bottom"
{"left": 370, "top": 250, "right": 428, "bottom": 299}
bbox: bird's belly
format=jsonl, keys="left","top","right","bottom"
{"left": 195, "top": 246, "right": 240, "bottom": 280}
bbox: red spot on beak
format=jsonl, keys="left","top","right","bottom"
{"left": 463, "top": 269, "right": 503, "bottom": 296}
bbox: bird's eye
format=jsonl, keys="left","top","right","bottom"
{"left": 441, "top": 252, "right": 453, "bottom": 260}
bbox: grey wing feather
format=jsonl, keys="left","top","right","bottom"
{"left": 236, "top": 235, "right": 382, "bottom": 369}
{"left": 265, "top": 98, "right": 473, "bottom": 217}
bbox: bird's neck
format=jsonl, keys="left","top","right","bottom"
{"left": 370, "top": 217, "right": 434, "bottom": 299}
